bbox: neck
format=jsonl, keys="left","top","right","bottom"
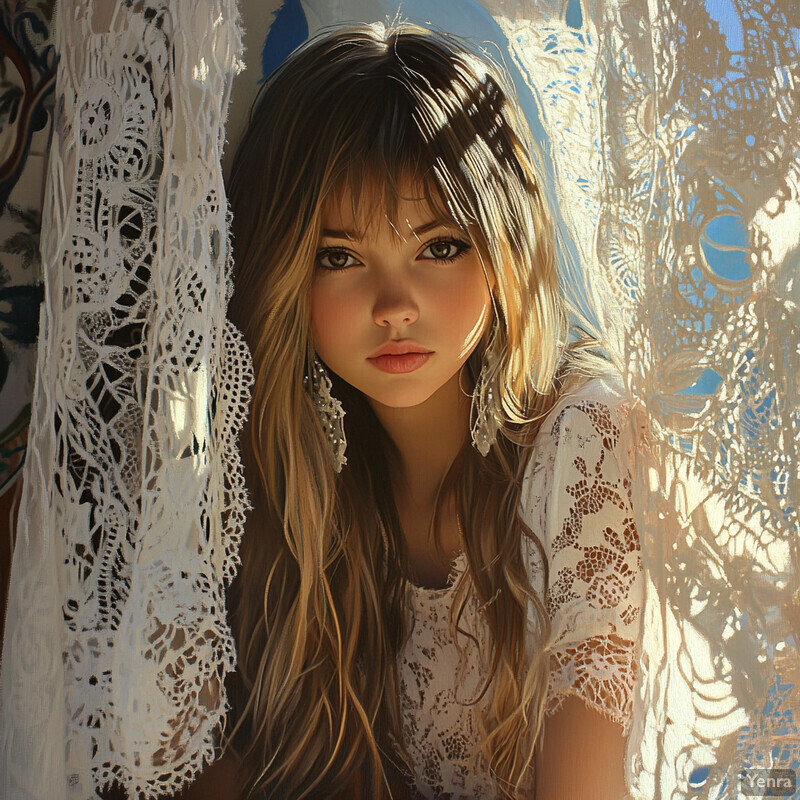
{"left": 369, "top": 370, "right": 472, "bottom": 507}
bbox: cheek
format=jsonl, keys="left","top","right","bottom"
{"left": 445, "top": 267, "right": 492, "bottom": 333}
{"left": 310, "top": 279, "right": 356, "bottom": 360}
{"left": 463, "top": 266, "right": 494, "bottom": 355}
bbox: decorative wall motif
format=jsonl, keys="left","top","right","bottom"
{"left": 0, "top": 0, "right": 55, "bottom": 494}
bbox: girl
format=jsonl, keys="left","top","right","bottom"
{"left": 219, "top": 19, "right": 643, "bottom": 800}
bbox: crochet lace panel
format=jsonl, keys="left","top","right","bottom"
{"left": 495, "top": 2, "right": 799, "bottom": 797}
{"left": 0, "top": 3, "right": 250, "bottom": 799}
{"left": 398, "top": 380, "right": 642, "bottom": 800}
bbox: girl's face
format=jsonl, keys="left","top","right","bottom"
{"left": 310, "top": 181, "right": 493, "bottom": 409}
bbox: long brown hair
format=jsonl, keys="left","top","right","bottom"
{"left": 225, "top": 20, "right": 605, "bottom": 799}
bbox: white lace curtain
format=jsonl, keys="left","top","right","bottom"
{"left": 0, "top": 3, "right": 251, "bottom": 798}
{"left": 491, "top": 2, "right": 800, "bottom": 796}
{"left": 0, "top": 1, "right": 797, "bottom": 799}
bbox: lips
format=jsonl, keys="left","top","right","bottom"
{"left": 368, "top": 340, "right": 433, "bottom": 374}
{"left": 368, "top": 340, "right": 433, "bottom": 358}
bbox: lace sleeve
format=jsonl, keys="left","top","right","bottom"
{"left": 522, "top": 381, "right": 644, "bottom": 735}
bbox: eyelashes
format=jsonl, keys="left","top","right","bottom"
{"left": 316, "top": 236, "right": 473, "bottom": 272}
{"left": 316, "top": 248, "right": 360, "bottom": 270}
{"left": 419, "top": 237, "right": 471, "bottom": 262}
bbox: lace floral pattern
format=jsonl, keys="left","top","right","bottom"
{"left": 398, "top": 377, "right": 643, "bottom": 799}
{"left": 0, "top": 3, "right": 249, "bottom": 799}
{"left": 521, "top": 384, "right": 643, "bottom": 730}
{"left": 3, "top": 3, "right": 794, "bottom": 798}
{"left": 400, "top": 578, "right": 495, "bottom": 800}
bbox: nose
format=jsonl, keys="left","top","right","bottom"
{"left": 371, "top": 274, "right": 419, "bottom": 328}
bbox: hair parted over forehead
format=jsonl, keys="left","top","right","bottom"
{"left": 230, "top": 20, "right": 564, "bottom": 417}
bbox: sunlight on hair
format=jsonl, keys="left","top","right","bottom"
{"left": 460, "top": 303, "right": 492, "bottom": 361}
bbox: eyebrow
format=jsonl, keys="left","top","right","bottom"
{"left": 320, "top": 218, "right": 461, "bottom": 241}
{"left": 320, "top": 227, "right": 361, "bottom": 240}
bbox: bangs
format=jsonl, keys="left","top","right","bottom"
{"left": 323, "top": 165, "right": 466, "bottom": 243}
{"left": 318, "top": 78, "right": 470, "bottom": 237}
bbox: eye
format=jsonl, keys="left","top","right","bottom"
{"left": 420, "top": 237, "right": 472, "bottom": 263}
{"left": 317, "top": 248, "right": 360, "bottom": 271}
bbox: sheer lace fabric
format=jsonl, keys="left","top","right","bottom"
{"left": 398, "top": 376, "right": 643, "bottom": 800}
{"left": 493, "top": 2, "right": 800, "bottom": 796}
{"left": 0, "top": 3, "right": 249, "bottom": 799}
{"left": 401, "top": 581, "right": 494, "bottom": 800}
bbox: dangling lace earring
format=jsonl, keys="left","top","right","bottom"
{"left": 306, "top": 358, "right": 347, "bottom": 472}
{"left": 470, "top": 342, "right": 501, "bottom": 457}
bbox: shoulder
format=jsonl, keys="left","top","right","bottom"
{"left": 521, "top": 373, "right": 636, "bottom": 502}
{"left": 521, "top": 371, "right": 644, "bottom": 633}
{"left": 535, "top": 372, "right": 633, "bottom": 450}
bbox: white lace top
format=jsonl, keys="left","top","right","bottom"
{"left": 397, "top": 376, "right": 644, "bottom": 799}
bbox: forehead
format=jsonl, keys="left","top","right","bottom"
{"left": 320, "top": 177, "right": 458, "bottom": 240}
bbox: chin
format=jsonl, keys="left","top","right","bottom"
{"left": 365, "top": 384, "right": 441, "bottom": 410}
